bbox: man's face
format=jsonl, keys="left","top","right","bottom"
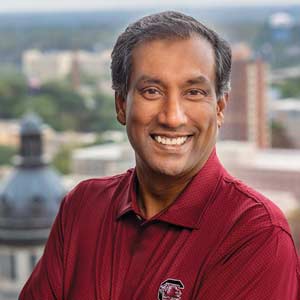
{"left": 116, "top": 36, "right": 227, "bottom": 178}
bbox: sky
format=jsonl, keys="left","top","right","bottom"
{"left": 0, "top": 0, "right": 299, "bottom": 13}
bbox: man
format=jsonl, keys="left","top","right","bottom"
{"left": 20, "top": 11, "right": 299, "bottom": 300}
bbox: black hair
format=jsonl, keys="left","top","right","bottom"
{"left": 111, "top": 11, "right": 231, "bottom": 99}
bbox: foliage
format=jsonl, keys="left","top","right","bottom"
{"left": 37, "top": 82, "right": 87, "bottom": 131}
{"left": 52, "top": 146, "right": 72, "bottom": 175}
{"left": 0, "top": 73, "right": 121, "bottom": 133}
{"left": 0, "top": 72, "right": 28, "bottom": 118}
{"left": 86, "top": 92, "right": 123, "bottom": 132}
{"left": 0, "top": 145, "right": 16, "bottom": 166}
{"left": 271, "top": 121, "right": 295, "bottom": 149}
{"left": 0, "top": 25, "right": 115, "bottom": 65}
{"left": 273, "top": 77, "right": 300, "bottom": 99}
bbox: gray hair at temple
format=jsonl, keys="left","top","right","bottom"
{"left": 111, "top": 11, "right": 232, "bottom": 99}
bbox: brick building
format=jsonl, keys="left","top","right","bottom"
{"left": 220, "top": 45, "right": 270, "bottom": 148}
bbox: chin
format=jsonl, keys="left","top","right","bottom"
{"left": 149, "top": 161, "right": 191, "bottom": 178}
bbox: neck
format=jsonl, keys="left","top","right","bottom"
{"left": 136, "top": 168, "right": 193, "bottom": 219}
{"left": 135, "top": 148, "right": 216, "bottom": 219}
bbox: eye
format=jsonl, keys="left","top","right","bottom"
{"left": 185, "top": 88, "right": 207, "bottom": 100}
{"left": 141, "top": 87, "right": 162, "bottom": 100}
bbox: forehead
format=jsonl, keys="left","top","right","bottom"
{"left": 129, "top": 36, "right": 216, "bottom": 86}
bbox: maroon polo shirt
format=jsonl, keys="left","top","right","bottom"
{"left": 19, "top": 149, "right": 300, "bottom": 300}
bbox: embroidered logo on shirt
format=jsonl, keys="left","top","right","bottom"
{"left": 158, "top": 278, "right": 185, "bottom": 300}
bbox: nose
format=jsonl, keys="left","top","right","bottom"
{"left": 157, "top": 95, "right": 187, "bottom": 128}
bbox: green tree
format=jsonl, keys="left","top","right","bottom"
{"left": 13, "top": 95, "right": 58, "bottom": 121}
{"left": 87, "top": 92, "right": 122, "bottom": 132}
{"left": 271, "top": 121, "right": 295, "bottom": 149}
{"left": 0, "top": 145, "right": 16, "bottom": 166}
{"left": 0, "top": 72, "right": 27, "bottom": 118}
{"left": 52, "top": 146, "right": 72, "bottom": 174}
{"left": 39, "top": 81, "right": 88, "bottom": 130}
{"left": 274, "top": 77, "right": 300, "bottom": 99}
{"left": 0, "top": 74, "right": 123, "bottom": 133}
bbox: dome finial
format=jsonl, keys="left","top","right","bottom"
{"left": 17, "top": 113, "right": 45, "bottom": 168}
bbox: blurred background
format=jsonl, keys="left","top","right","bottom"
{"left": 0, "top": 0, "right": 299, "bottom": 298}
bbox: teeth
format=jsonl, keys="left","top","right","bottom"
{"left": 154, "top": 135, "right": 188, "bottom": 145}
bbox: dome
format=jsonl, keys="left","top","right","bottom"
{"left": 20, "top": 113, "right": 43, "bottom": 135}
{"left": 0, "top": 168, "right": 65, "bottom": 245}
{"left": 0, "top": 114, "right": 65, "bottom": 245}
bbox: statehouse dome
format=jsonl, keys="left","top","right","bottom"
{"left": 0, "top": 114, "right": 65, "bottom": 245}
{"left": 20, "top": 113, "right": 42, "bottom": 135}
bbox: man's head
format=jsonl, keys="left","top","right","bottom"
{"left": 111, "top": 11, "right": 231, "bottom": 100}
{"left": 111, "top": 11, "right": 232, "bottom": 179}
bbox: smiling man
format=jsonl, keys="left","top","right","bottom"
{"left": 116, "top": 36, "right": 225, "bottom": 218}
{"left": 20, "top": 11, "right": 299, "bottom": 300}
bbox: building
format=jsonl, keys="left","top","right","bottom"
{"left": 0, "top": 114, "right": 65, "bottom": 299}
{"left": 75, "top": 49, "right": 111, "bottom": 78}
{"left": 71, "top": 140, "right": 300, "bottom": 217}
{"left": 269, "top": 12, "right": 294, "bottom": 42}
{"left": 22, "top": 49, "right": 111, "bottom": 84}
{"left": 0, "top": 119, "right": 58, "bottom": 159}
{"left": 72, "top": 142, "right": 135, "bottom": 179}
{"left": 0, "top": 119, "right": 98, "bottom": 165}
{"left": 23, "top": 50, "right": 73, "bottom": 83}
{"left": 217, "top": 141, "right": 300, "bottom": 243}
{"left": 0, "top": 120, "right": 19, "bottom": 149}
{"left": 220, "top": 44, "right": 270, "bottom": 149}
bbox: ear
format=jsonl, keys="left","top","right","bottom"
{"left": 115, "top": 92, "right": 126, "bottom": 125}
{"left": 216, "top": 93, "right": 228, "bottom": 128}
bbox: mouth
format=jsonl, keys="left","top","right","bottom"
{"left": 150, "top": 134, "right": 192, "bottom": 146}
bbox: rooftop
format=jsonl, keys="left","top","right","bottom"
{"left": 272, "top": 99, "right": 300, "bottom": 111}
{"left": 217, "top": 141, "right": 300, "bottom": 172}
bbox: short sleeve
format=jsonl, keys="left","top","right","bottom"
{"left": 198, "top": 227, "right": 300, "bottom": 300}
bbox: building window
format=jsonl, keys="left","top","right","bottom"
{"left": 10, "top": 254, "right": 16, "bottom": 280}
{"left": 0, "top": 253, "right": 16, "bottom": 281}
{"left": 30, "top": 254, "right": 37, "bottom": 271}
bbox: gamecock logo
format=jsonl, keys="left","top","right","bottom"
{"left": 158, "top": 278, "right": 185, "bottom": 300}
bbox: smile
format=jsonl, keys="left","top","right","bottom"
{"left": 153, "top": 135, "right": 189, "bottom": 146}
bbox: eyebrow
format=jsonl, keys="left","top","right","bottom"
{"left": 135, "top": 75, "right": 211, "bottom": 87}
{"left": 185, "top": 76, "right": 210, "bottom": 86}
{"left": 136, "top": 75, "right": 164, "bottom": 86}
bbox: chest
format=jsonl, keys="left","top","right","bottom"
{"left": 63, "top": 213, "right": 216, "bottom": 300}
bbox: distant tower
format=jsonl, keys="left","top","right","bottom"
{"left": 0, "top": 114, "right": 65, "bottom": 299}
{"left": 220, "top": 44, "right": 270, "bottom": 149}
{"left": 71, "top": 51, "right": 81, "bottom": 90}
{"left": 269, "top": 12, "right": 294, "bottom": 42}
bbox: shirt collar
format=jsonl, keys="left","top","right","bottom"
{"left": 116, "top": 147, "right": 224, "bottom": 230}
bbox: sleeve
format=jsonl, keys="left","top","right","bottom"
{"left": 197, "top": 227, "right": 300, "bottom": 300}
{"left": 18, "top": 196, "right": 67, "bottom": 300}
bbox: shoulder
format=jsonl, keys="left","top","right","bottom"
{"left": 220, "top": 172, "right": 292, "bottom": 234}
{"left": 71, "top": 170, "right": 132, "bottom": 194}
{"left": 209, "top": 173, "right": 299, "bottom": 274}
{"left": 210, "top": 171, "right": 298, "bottom": 257}
{"left": 61, "top": 169, "right": 134, "bottom": 218}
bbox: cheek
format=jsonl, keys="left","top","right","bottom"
{"left": 127, "top": 96, "right": 159, "bottom": 126}
{"left": 125, "top": 97, "right": 141, "bottom": 128}
{"left": 190, "top": 106, "right": 217, "bottom": 130}
{"left": 126, "top": 106, "right": 149, "bottom": 128}
{"left": 125, "top": 103, "right": 153, "bottom": 141}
